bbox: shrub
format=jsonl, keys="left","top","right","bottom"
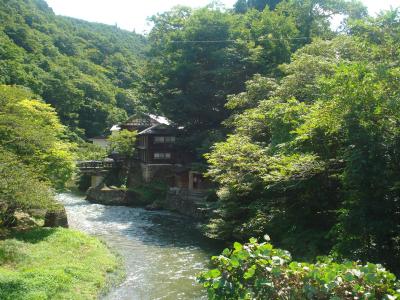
{"left": 198, "top": 237, "right": 400, "bottom": 299}
{"left": 0, "top": 148, "right": 55, "bottom": 226}
{"left": 107, "top": 129, "right": 137, "bottom": 157}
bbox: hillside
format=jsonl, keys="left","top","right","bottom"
{"left": 0, "top": 0, "right": 146, "bottom": 137}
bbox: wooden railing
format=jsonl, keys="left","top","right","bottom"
{"left": 76, "top": 160, "right": 115, "bottom": 171}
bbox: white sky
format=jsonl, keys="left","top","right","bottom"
{"left": 45, "top": 0, "right": 400, "bottom": 33}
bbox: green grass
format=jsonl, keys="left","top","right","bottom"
{"left": 0, "top": 228, "right": 122, "bottom": 300}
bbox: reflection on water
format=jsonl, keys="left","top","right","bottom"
{"left": 57, "top": 193, "right": 220, "bottom": 300}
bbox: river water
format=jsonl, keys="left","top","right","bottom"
{"left": 57, "top": 193, "right": 221, "bottom": 300}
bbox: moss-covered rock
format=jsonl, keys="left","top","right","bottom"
{"left": 44, "top": 208, "right": 68, "bottom": 228}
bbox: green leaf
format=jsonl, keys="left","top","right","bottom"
{"left": 249, "top": 237, "right": 258, "bottom": 244}
{"left": 212, "top": 280, "right": 221, "bottom": 289}
{"left": 207, "top": 269, "right": 221, "bottom": 279}
{"left": 231, "top": 258, "right": 240, "bottom": 268}
{"left": 222, "top": 248, "right": 231, "bottom": 256}
{"left": 234, "top": 242, "right": 243, "bottom": 251}
{"left": 243, "top": 265, "right": 256, "bottom": 279}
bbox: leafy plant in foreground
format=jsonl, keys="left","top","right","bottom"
{"left": 199, "top": 237, "right": 400, "bottom": 299}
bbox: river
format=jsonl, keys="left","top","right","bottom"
{"left": 57, "top": 193, "right": 221, "bottom": 300}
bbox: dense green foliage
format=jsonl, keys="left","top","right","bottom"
{"left": 141, "top": 0, "right": 366, "bottom": 157}
{"left": 205, "top": 11, "right": 400, "bottom": 273}
{"left": 139, "top": 0, "right": 400, "bottom": 279}
{"left": 199, "top": 238, "right": 400, "bottom": 299}
{"left": 141, "top": 4, "right": 298, "bottom": 155}
{"left": 0, "top": 85, "right": 74, "bottom": 188}
{"left": 0, "top": 0, "right": 145, "bottom": 137}
{"left": 234, "top": 0, "right": 283, "bottom": 12}
{"left": 0, "top": 149, "right": 54, "bottom": 226}
{"left": 108, "top": 129, "right": 138, "bottom": 157}
{"left": 1, "top": 0, "right": 399, "bottom": 297}
{"left": 75, "top": 143, "right": 107, "bottom": 161}
{"left": 0, "top": 85, "right": 74, "bottom": 225}
{"left": 0, "top": 228, "right": 120, "bottom": 299}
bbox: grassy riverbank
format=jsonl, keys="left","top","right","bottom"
{"left": 0, "top": 227, "right": 122, "bottom": 300}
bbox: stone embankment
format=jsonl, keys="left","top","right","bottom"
{"left": 164, "top": 188, "right": 214, "bottom": 220}
{"left": 86, "top": 184, "right": 215, "bottom": 220}
{"left": 86, "top": 186, "right": 129, "bottom": 206}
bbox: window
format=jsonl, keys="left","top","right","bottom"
{"left": 154, "top": 136, "right": 175, "bottom": 143}
{"left": 137, "top": 136, "right": 146, "bottom": 147}
{"left": 154, "top": 152, "right": 171, "bottom": 159}
{"left": 166, "top": 136, "right": 175, "bottom": 143}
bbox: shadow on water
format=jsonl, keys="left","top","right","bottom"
{"left": 57, "top": 192, "right": 223, "bottom": 300}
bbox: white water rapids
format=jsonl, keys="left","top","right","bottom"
{"left": 57, "top": 193, "right": 221, "bottom": 300}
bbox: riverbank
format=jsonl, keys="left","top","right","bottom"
{"left": 0, "top": 227, "right": 122, "bottom": 300}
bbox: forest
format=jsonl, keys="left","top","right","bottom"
{"left": 0, "top": 0, "right": 145, "bottom": 137}
{"left": 0, "top": 0, "right": 399, "bottom": 298}
{"left": 142, "top": 0, "right": 400, "bottom": 275}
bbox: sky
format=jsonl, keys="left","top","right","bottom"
{"left": 45, "top": 0, "right": 400, "bottom": 33}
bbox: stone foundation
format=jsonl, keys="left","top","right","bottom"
{"left": 127, "top": 160, "right": 177, "bottom": 187}
{"left": 140, "top": 163, "right": 175, "bottom": 184}
{"left": 86, "top": 186, "right": 128, "bottom": 206}
{"left": 86, "top": 186, "right": 146, "bottom": 206}
{"left": 164, "top": 189, "right": 211, "bottom": 220}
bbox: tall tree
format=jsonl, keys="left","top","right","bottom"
{"left": 140, "top": 5, "right": 300, "bottom": 157}
{"left": 278, "top": 0, "right": 367, "bottom": 39}
{"left": 0, "top": 85, "right": 75, "bottom": 225}
{"left": 234, "top": 0, "right": 283, "bottom": 13}
{"left": 0, "top": 85, "right": 74, "bottom": 189}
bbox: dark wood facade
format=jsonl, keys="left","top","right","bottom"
{"left": 136, "top": 125, "right": 177, "bottom": 164}
{"left": 118, "top": 114, "right": 177, "bottom": 165}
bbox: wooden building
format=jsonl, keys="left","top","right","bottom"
{"left": 135, "top": 124, "right": 177, "bottom": 165}
{"left": 112, "top": 113, "right": 209, "bottom": 190}
{"left": 118, "top": 114, "right": 177, "bottom": 165}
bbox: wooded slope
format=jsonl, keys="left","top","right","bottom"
{"left": 0, "top": 0, "right": 146, "bottom": 137}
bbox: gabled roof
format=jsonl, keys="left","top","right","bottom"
{"left": 126, "top": 113, "right": 171, "bottom": 125}
{"left": 111, "top": 114, "right": 173, "bottom": 134}
{"left": 110, "top": 125, "right": 121, "bottom": 132}
{"left": 138, "top": 124, "right": 176, "bottom": 135}
{"left": 148, "top": 114, "right": 170, "bottom": 125}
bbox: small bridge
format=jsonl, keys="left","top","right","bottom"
{"left": 77, "top": 160, "right": 115, "bottom": 173}
{"left": 76, "top": 160, "right": 117, "bottom": 188}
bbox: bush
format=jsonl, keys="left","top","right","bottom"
{"left": 198, "top": 238, "right": 400, "bottom": 299}
{"left": 0, "top": 148, "right": 55, "bottom": 226}
{"left": 75, "top": 142, "right": 107, "bottom": 161}
{"left": 108, "top": 129, "right": 137, "bottom": 157}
